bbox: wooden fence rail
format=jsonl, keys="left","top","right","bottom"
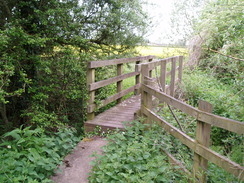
{"left": 86, "top": 54, "right": 243, "bottom": 181}
{"left": 140, "top": 64, "right": 244, "bottom": 182}
{"left": 87, "top": 55, "right": 155, "bottom": 120}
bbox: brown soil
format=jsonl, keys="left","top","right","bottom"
{"left": 51, "top": 137, "right": 107, "bottom": 183}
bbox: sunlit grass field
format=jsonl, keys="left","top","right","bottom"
{"left": 136, "top": 45, "right": 188, "bottom": 58}
{"left": 121, "top": 46, "right": 189, "bottom": 99}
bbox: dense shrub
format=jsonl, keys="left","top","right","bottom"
{"left": 191, "top": 0, "right": 244, "bottom": 91}
{"left": 0, "top": 126, "right": 80, "bottom": 182}
{"left": 181, "top": 68, "right": 243, "bottom": 154}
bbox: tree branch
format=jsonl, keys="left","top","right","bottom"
{"left": 203, "top": 47, "right": 244, "bottom": 61}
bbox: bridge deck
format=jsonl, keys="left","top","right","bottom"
{"left": 84, "top": 95, "right": 141, "bottom": 132}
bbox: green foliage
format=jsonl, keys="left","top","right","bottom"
{"left": 182, "top": 69, "right": 243, "bottom": 148}
{"left": 89, "top": 121, "right": 189, "bottom": 183}
{"left": 0, "top": 0, "right": 149, "bottom": 134}
{"left": 0, "top": 126, "right": 80, "bottom": 182}
{"left": 207, "top": 163, "right": 240, "bottom": 183}
{"left": 192, "top": 0, "right": 244, "bottom": 90}
{"left": 182, "top": 69, "right": 243, "bottom": 122}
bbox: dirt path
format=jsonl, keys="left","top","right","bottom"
{"left": 51, "top": 137, "right": 107, "bottom": 183}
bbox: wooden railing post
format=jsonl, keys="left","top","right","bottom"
{"left": 141, "top": 64, "right": 152, "bottom": 124}
{"left": 170, "top": 57, "right": 176, "bottom": 97}
{"left": 178, "top": 56, "right": 183, "bottom": 83}
{"left": 117, "top": 63, "right": 123, "bottom": 103}
{"left": 193, "top": 100, "right": 213, "bottom": 182}
{"left": 135, "top": 61, "right": 141, "bottom": 95}
{"left": 160, "top": 61, "right": 167, "bottom": 92}
{"left": 148, "top": 58, "right": 153, "bottom": 78}
{"left": 87, "top": 67, "right": 95, "bottom": 120}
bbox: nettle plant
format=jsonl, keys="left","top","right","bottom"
{"left": 89, "top": 121, "right": 189, "bottom": 183}
{"left": 0, "top": 126, "right": 80, "bottom": 182}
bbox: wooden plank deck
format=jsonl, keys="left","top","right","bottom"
{"left": 84, "top": 95, "right": 141, "bottom": 132}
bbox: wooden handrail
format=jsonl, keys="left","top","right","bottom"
{"left": 88, "top": 55, "right": 155, "bottom": 68}
{"left": 141, "top": 84, "right": 244, "bottom": 134}
{"left": 87, "top": 55, "right": 155, "bottom": 120}
{"left": 89, "top": 72, "right": 140, "bottom": 91}
{"left": 141, "top": 106, "right": 244, "bottom": 180}
{"left": 140, "top": 61, "right": 244, "bottom": 182}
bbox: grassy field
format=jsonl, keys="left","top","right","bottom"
{"left": 96, "top": 46, "right": 189, "bottom": 104}
{"left": 136, "top": 45, "right": 188, "bottom": 58}
{"left": 119, "top": 46, "right": 188, "bottom": 99}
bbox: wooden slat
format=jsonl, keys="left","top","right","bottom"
{"left": 142, "top": 84, "right": 244, "bottom": 134}
{"left": 170, "top": 58, "right": 176, "bottom": 96}
{"left": 141, "top": 106, "right": 244, "bottom": 180}
{"left": 88, "top": 55, "right": 155, "bottom": 68}
{"left": 135, "top": 60, "right": 142, "bottom": 95}
{"left": 138, "top": 56, "right": 180, "bottom": 71}
{"left": 88, "top": 84, "right": 140, "bottom": 113}
{"left": 193, "top": 100, "right": 213, "bottom": 182}
{"left": 160, "top": 61, "right": 167, "bottom": 92}
{"left": 178, "top": 56, "right": 183, "bottom": 82}
{"left": 88, "top": 84, "right": 141, "bottom": 112}
{"left": 100, "top": 84, "right": 140, "bottom": 108}
{"left": 141, "top": 105, "right": 196, "bottom": 149}
{"left": 141, "top": 64, "right": 152, "bottom": 112}
{"left": 142, "top": 84, "right": 198, "bottom": 118}
{"left": 85, "top": 95, "right": 141, "bottom": 133}
{"left": 86, "top": 120, "right": 125, "bottom": 127}
{"left": 117, "top": 64, "right": 123, "bottom": 103}
{"left": 136, "top": 57, "right": 175, "bottom": 72}
{"left": 198, "top": 112, "right": 244, "bottom": 134}
{"left": 89, "top": 72, "right": 139, "bottom": 91}
{"left": 87, "top": 68, "right": 95, "bottom": 120}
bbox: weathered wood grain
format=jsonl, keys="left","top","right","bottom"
{"left": 117, "top": 64, "right": 123, "bottom": 103}
{"left": 89, "top": 72, "right": 139, "bottom": 91}
{"left": 84, "top": 95, "right": 141, "bottom": 132}
{"left": 178, "top": 56, "right": 183, "bottom": 82}
{"left": 141, "top": 106, "right": 244, "bottom": 180}
{"left": 170, "top": 57, "right": 176, "bottom": 97}
{"left": 193, "top": 100, "right": 213, "bottom": 182}
{"left": 88, "top": 55, "right": 155, "bottom": 68}
{"left": 87, "top": 84, "right": 141, "bottom": 113}
{"left": 87, "top": 68, "right": 95, "bottom": 120}
{"left": 142, "top": 84, "right": 244, "bottom": 134}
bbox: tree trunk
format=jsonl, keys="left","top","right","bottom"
{"left": 0, "top": 103, "right": 9, "bottom": 125}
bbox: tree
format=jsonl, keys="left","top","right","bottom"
{"left": 0, "top": 0, "right": 149, "bottom": 133}
{"left": 190, "top": 0, "right": 244, "bottom": 88}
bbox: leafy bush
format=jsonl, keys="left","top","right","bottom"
{"left": 192, "top": 0, "right": 244, "bottom": 91}
{"left": 0, "top": 126, "right": 81, "bottom": 182}
{"left": 182, "top": 69, "right": 243, "bottom": 122}
{"left": 181, "top": 68, "right": 243, "bottom": 163}
{"left": 0, "top": 0, "right": 149, "bottom": 135}
{"left": 89, "top": 121, "right": 188, "bottom": 183}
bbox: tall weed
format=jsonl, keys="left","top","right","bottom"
{"left": 89, "top": 121, "right": 189, "bottom": 183}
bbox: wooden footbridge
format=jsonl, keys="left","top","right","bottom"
{"left": 84, "top": 55, "right": 244, "bottom": 182}
{"left": 84, "top": 55, "right": 183, "bottom": 132}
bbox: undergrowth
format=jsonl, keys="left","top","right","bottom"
{"left": 89, "top": 121, "right": 190, "bottom": 183}
{"left": 89, "top": 67, "right": 243, "bottom": 182}
{"left": 0, "top": 126, "right": 81, "bottom": 182}
{"left": 181, "top": 68, "right": 243, "bottom": 152}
